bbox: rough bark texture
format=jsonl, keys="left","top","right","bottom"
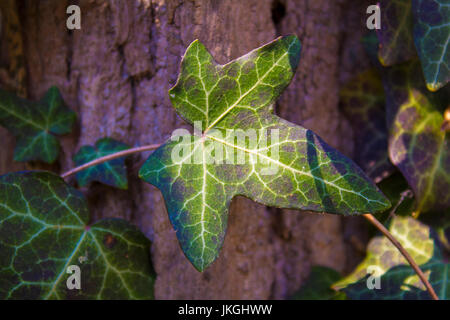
{"left": 0, "top": 0, "right": 374, "bottom": 299}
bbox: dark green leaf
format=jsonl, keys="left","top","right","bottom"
{"left": 139, "top": 36, "right": 391, "bottom": 271}
{"left": 384, "top": 60, "right": 450, "bottom": 215}
{"left": 340, "top": 69, "right": 395, "bottom": 182}
{"left": 0, "top": 87, "right": 76, "bottom": 163}
{"left": 378, "top": 0, "right": 416, "bottom": 66}
{"left": 0, "top": 171, "right": 155, "bottom": 299}
{"left": 412, "top": 0, "right": 450, "bottom": 91}
{"left": 73, "top": 137, "right": 131, "bottom": 189}
{"left": 291, "top": 266, "right": 345, "bottom": 300}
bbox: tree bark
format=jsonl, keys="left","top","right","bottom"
{"left": 0, "top": 0, "right": 373, "bottom": 299}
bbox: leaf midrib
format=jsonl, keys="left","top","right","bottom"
{"left": 0, "top": 100, "right": 46, "bottom": 132}
{"left": 44, "top": 229, "right": 86, "bottom": 299}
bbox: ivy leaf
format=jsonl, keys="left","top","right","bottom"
{"left": 412, "top": 0, "right": 450, "bottom": 91}
{"left": 377, "top": 0, "right": 416, "bottom": 66}
{"left": 340, "top": 69, "right": 395, "bottom": 182}
{"left": 0, "top": 171, "right": 155, "bottom": 299}
{"left": 291, "top": 266, "right": 346, "bottom": 300}
{"left": 0, "top": 87, "right": 76, "bottom": 163}
{"left": 342, "top": 257, "right": 450, "bottom": 300}
{"left": 139, "top": 36, "right": 391, "bottom": 271}
{"left": 333, "top": 216, "right": 434, "bottom": 291}
{"left": 335, "top": 216, "right": 449, "bottom": 300}
{"left": 73, "top": 137, "right": 131, "bottom": 189}
{"left": 384, "top": 60, "right": 450, "bottom": 215}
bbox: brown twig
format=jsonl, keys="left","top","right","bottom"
{"left": 61, "top": 144, "right": 161, "bottom": 179}
{"left": 363, "top": 213, "right": 439, "bottom": 300}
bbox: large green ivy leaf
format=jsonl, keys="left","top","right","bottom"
{"left": 0, "top": 87, "right": 76, "bottom": 163}
{"left": 335, "top": 216, "right": 449, "bottom": 300}
{"left": 0, "top": 171, "right": 155, "bottom": 299}
{"left": 291, "top": 266, "right": 346, "bottom": 300}
{"left": 384, "top": 60, "right": 450, "bottom": 215}
{"left": 340, "top": 69, "right": 395, "bottom": 182}
{"left": 378, "top": 0, "right": 416, "bottom": 66}
{"left": 412, "top": 0, "right": 450, "bottom": 91}
{"left": 139, "top": 36, "right": 391, "bottom": 271}
{"left": 73, "top": 137, "right": 131, "bottom": 189}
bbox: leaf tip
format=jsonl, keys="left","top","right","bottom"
{"left": 189, "top": 256, "right": 214, "bottom": 273}
{"left": 426, "top": 82, "right": 440, "bottom": 92}
{"left": 44, "top": 85, "right": 61, "bottom": 96}
{"left": 369, "top": 188, "right": 392, "bottom": 214}
{"left": 281, "top": 34, "right": 302, "bottom": 71}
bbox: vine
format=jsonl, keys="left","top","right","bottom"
{"left": 59, "top": 141, "right": 438, "bottom": 299}
{"left": 0, "top": 4, "right": 448, "bottom": 299}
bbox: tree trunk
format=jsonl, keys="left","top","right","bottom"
{"left": 0, "top": 0, "right": 373, "bottom": 299}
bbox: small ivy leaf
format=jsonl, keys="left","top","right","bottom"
{"left": 384, "top": 60, "right": 450, "bottom": 215}
{"left": 139, "top": 36, "right": 391, "bottom": 271}
{"left": 377, "top": 0, "right": 416, "bottom": 66}
{"left": 340, "top": 69, "right": 395, "bottom": 182}
{"left": 0, "top": 87, "right": 76, "bottom": 163}
{"left": 73, "top": 137, "right": 131, "bottom": 189}
{"left": 335, "top": 216, "right": 449, "bottom": 300}
{"left": 412, "top": 0, "right": 450, "bottom": 91}
{"left": 0, "top": 171, "right": 155, "bottom": 300}
{"left": 290, "top": 266, "right": 346, "bottom": 300}
{"left": 333, "top": 216, "right": 434, "bottom": 292}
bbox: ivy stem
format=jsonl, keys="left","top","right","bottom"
{"left": 59, "top": 145, "right": 439, "bottom": 300}
{"left": 363, "top": 213, "right": 439, "bottom": 300}
{"left": 60, "top": 144, "right": 161, "bottom": 179}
